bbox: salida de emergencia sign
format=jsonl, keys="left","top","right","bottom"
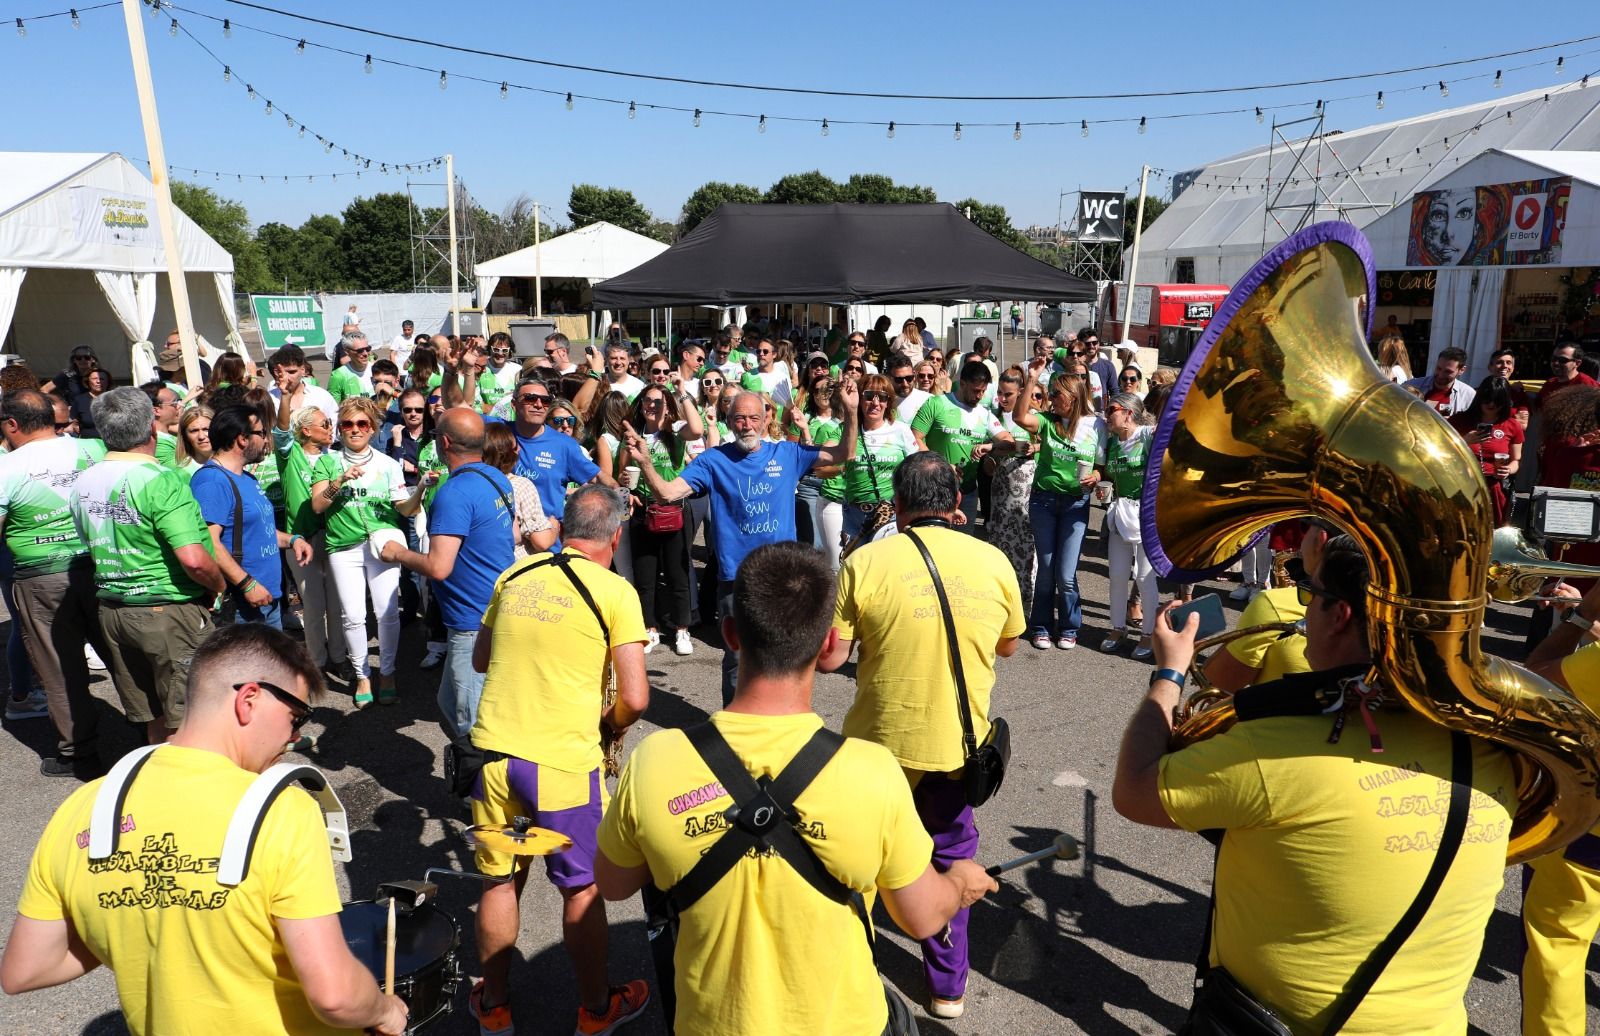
{"left": 250, "top": 295, "right": 326, "bottom": 350}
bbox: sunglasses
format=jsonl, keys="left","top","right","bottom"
{"left": 892, "top": 374, "right": 914, "bottom": 383}
{"left": 339, "top": 419, "right": 372, "bottom": 431}
{"left": 861, "top": 391, "right": 890, "bottom": 403}
{"left": 650, "top": 367, "right": 671, "bottom": 375}
{"left": 53, "top": 421, "right": 72, "bottom": 431}
{"left": 550, "top": 416, "right": 577, "bottom": 429}
{"left": 844, "top": 366, "right": 865, "bottom": 374}
{"left": 517, "top": 394, "right": 551, "bottom": 407}
{"left": 347, "top": 348, "right": 371, "bottom": 356}
{"left": 235, "top": 680, "right": 310, "bottom": 731}
{"left": 1295, "top": 580, "right": 1343, "bottom": 608}
{"left": 702, "top": 378, "right": 724, "bottom": 387}
{"left": 1120, "top": 375, "right": 1141, "bottom": 384}
{"left": 401, "top": 406, "right": 425, "bottom": 414}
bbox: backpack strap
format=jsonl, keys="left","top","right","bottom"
{"left": 218, "top": 763, "right": 351, "bottom": 885}
{"left": 88, "top": 744, "right": 161, "bottom": 859}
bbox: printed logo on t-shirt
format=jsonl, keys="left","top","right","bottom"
{"left": 86, "top": 830, "right": 230, "bottom": 911}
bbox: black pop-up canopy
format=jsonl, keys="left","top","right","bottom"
{"left": 591, "top": 203, "right": 1096, "bottom": 308}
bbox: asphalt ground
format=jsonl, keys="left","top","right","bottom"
{"left": 0, "top": 506, "right": 1596, "bottom": 1036}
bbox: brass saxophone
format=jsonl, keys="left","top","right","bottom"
{"left": 1139, "top": 222, "right": 1600, "bottom": 864}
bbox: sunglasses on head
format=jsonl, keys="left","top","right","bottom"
{"left": 339, "top": 419, "right": 371, "bottom": 431}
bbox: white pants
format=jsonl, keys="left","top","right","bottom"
{"left": 818, "top": 499, "right": 844, "bottom": 571}
{"left": 1241, "top": 538, "right": 1273, "bottom": 586}
{"left": 285, "top": 531, "right": 345, "bottom": 666}
{"left": 1108, "top": 533, "right": 1159, "bottom": 634}
{"left": 328, "top": 542, "right": 402, "bottom": 679}
{"left": 613, "top": 522, "right": 634, "bottom": 583}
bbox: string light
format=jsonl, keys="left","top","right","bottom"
{"left": 758, "top": 114, "right": 766, "bottom": 133}
{"left": 953, "top": 121, "right": 962, "bottom": 140}
{"left": 1080, "top": 119, "right": 1088, "bottom": 138}
{"left": 364, "top": 54, "right": 372, "bottom": 73}
{"left": 297, "top": 124, "right": 305, "bottom": 137}
{"left": 628, "top": 100, "right": 636, "bottom": 118}
{"left": 15, "top": 17, "right": 24, "bottom": 37}
{"left": 1138, "top": 115, "right": 1147, "bottom": 134}
{"left": 1014, "top": 121, "right": 1022, "bottom": 140}
{"left": 168, "top": 17, "right": 177, "bottom": 37}
{"left": 693, "top": 108, "right": 701, "bottom": 127}
{"left": 222, "top": 64, "right": 230, "bottom": 82}
{"left": 1556, "top": 56, "right": 1565, "bottom": 76}
{"left": 499, "top": 81, "right": 508, "bottom": 100}
{"left": 887, "top": 121, "right": 895, "bottom": 139}
{"left": 70, "top": 9, "right": 79, "bottom": 29}
{"left": 438, "top": 70, "right": 447, "bottom": 90}
{"left": 264, "top": 99, "right": 272, "bottom": 116}
{"left": 1439, "top": 80, "right": 1449, "bottom": 96}
{"left": 1255, "top": 106, "right": 1264, "bottom": 123}
{"left": 820, "top": 118, "right": 829, "bottom": 136}
{"left": 565, "top": 91, "right": 573, "bottom": 109}
{"left": 222, "top": 17, "right": 230, "bottom": 38}
{"left": 246, "top": 84, "right": 256, "bottom": 100}
{"left": 1494, "top": 69, "right": 1503, "bottom": 89}
{"left": 1376, "top": 90, "right": 1384, "bottom": 109}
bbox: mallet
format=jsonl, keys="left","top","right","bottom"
{"left": 985, "top": 833, "right": 1081, "bottom": 877}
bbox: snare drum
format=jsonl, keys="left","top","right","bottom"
{"left": 341, "top": 899, "right": 461, "bottom": 1033}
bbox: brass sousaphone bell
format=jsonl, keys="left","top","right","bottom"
{"left": 1139, "top": 222, "right": 1600, "bottom": 864}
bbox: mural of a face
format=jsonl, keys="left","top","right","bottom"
{"left": 1421, "top": 188, "right": 1477, "bottom": 265}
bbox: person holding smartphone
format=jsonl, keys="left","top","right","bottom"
{"left": 1448, "top": 375, "right": 1523, "bottom": 527}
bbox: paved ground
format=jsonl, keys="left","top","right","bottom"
{"left": 0, "top": 508, "right": 1595, "bottom": 1035}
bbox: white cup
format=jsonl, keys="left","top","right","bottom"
{"left": 622, "top": 465, "right": 642, "bottom": 490}
{"left": 1094, "top": 480, "right": 1114, "bottom": 505}
{"left": 1076, "top": 460, "right": 1094, "bottom": 486}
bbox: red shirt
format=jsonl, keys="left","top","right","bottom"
{"left": 1535, "top": 372, "right": 1599, "bottom": 408}
{"left": 1448, "top": 414, "right": 1524, "bottom": 476}
{"left": 1421, "top": 384, "right": 1455, "bottom": 414}
{"left": 1508, "top": 382, "right": 1532, "bottom": 423}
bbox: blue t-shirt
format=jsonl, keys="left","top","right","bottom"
{"left": 681, "top": 440, "right": 820, "bottom": 579}
{"left": 191, "top": 462, "right": 282, "bottom": 598}
{"left": 485, "top": 417, "right": 599, "bottom": 520}
{"left": 426, "top": 462, "right": 516, "bottom": 632}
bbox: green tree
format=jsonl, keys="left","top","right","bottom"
{"left": 678, "top": 181, "right": 762, "bottom": 234}
{"left": 763, "top": 171, "right": 839, "bottom": 205}
{"left": 951, "top": 198, "right": 1026, "bottom": 250}
{"left": 254, "top": 221, "right": 300, "bottom": 292}
{"left": 169, "top": 180, "right": 273, "bottom": 294}
{"left": 567, "top": 184, "right": 652, "bottom": 234}
{"left": 338, "top": 192, "right": 420, "bottom": 292}
{"left": 1122, "top": 193, "right": 1170, "bottom": 248}
{"left": 838, "top": 173, "right": 937, "bottom": 204}
{"left": 294, "top": 214, "right": 346, "bottom": 291}
{"left": 645, "top": 219, "right": 678, "bottom": 244}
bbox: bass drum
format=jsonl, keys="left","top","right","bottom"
{"left": 341, "top": 899, "right": 461, "bottom": 1033}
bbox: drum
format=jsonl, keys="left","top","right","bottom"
{"left": 341, "top": 899, "right": 461, "bottom": 1033}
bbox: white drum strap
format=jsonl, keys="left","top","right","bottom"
{"left": 218, "top": 763, "right": 350, "bottom": 886}
{"left": 87, "top": 744, "right": 161, "bottom": 860}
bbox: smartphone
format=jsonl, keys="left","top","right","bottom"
{"left": 1167, "top": 593, "right": 1228, "bottom": 639}
{"left": 1475, "top": 422, "right": 1493, "bottom": 435}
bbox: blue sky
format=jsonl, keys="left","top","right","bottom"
{"left": 6, "top": 0, "right": 1597, "bottom": 233}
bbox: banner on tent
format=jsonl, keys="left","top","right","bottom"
{"left": 1077, "top": 193, "right": 1125, "bottom": 243}
{"left": 1404, "top": 176, "right": 1570, "bottom": 268}
{"left": 70, "top": 187, "right": 157, "bottom": 248}
{"left": 251, "top": 295, "right": 326, "bottom": 350}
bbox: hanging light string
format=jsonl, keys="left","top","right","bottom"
{"left": 9, "top": 1, "right": 116, "bottom": 25}
{"left": 133, "top": 155, "right": 410, "bottom": 183}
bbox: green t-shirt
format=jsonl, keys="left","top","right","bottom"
{"left": 635, "top": 431, "right": 688, "bottom": 502}
{"left": 155, "top": 431, "right": 177, "bottom": 468}
{"left": 810, "top": 416, "right": 845, "bottom": 502}
{"left": 326, "top": 363, "right": 373, "bottom": 403}
{"left": 417, "top": 440, "right": 447, "bottom": 509}
{"left": 429, "top": 370, "right": 501, "bottom": 408}
{"left": 1106, "top": 425, "right": 1153, "bottom": 499}
{"left": 842, "top": 423, "right": 920, "bottom": 503}
{"left": 176, "top": 458, "right": 201, "bottom": 485}
{"left": 70, "top": 453, "right": 214, "bottom": 604}
{"left": 275, "top": 433, "right": 322, "bottom": 539}
{"left": 1033, "top": 414, "right": 1105, "bottom": 496}
{"left": 911, "top": 393, "right": 1004, "bottom": 483}
{"left": 0, "top": 436, "right": 108, "bottom": 576}
{"left": 309, "top": 450, "right": 410, "bottom": 551}
{"left": 249, "top": 450, "right": 283, "bottom": 512}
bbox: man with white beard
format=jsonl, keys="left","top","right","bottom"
{"left": 629, "top": 381, "right": 860, "bottom": 705}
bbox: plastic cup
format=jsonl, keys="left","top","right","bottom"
{"left": 1076, "top": 460, "right": 1094, "bottom": 486}
{"left": 1094, "top": 480, "right": 1114, "bottom": 505}
{"left": 622, "top": 465, "right": 642, "bottom": 490}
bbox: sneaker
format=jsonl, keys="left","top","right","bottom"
{"left": 1098, "top": 632, "right": 1126, "bottom": 653}
{"left": 85, "top": 643, "right": 107, "bottom": 672}
{"left": 930, "top": 995, "right": 965, "bottom": 1019}
{"left": 420, "top": 643, "right": 447, "bottom": 669}
{"left": 575, "top": 980, "right": 650, "bottom": 1036}
{"left": 41, "top": 754, "right": 106, "bottom": 780}
{"left": 673, "top": 629, "right": 693, "bottom": 656}
{"left": 469, "top": 980, "right": 514, "bottom": 1036}
{"left": 644, "top": 630, "right": 660, "bottom": 655}
{"left": 1030, "top": 634, "right": 1052, "bottom": 650}
{"left": 1055, "top": 634, "right": 1077, "bottom": 651}
{"left": 5, "top": 687, "right": 49, "bottom": 721}
{"left": 1228, "top": 583, "right": 1253, "bottom": 601}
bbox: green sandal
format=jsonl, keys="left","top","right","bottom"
{"left": 353, "top": 678, "right": 374, "bottom": 708}
{"left": 377, "top": 682, "right": 398, "bottom": 706}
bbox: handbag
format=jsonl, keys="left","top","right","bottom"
{"left": 1180, "top": 731, "right": 1473, "bottom": 1035}
{"left": 645, "top": 499, "right": 685, "bottom": 534}
{"left": 904, "top": 526, "right": 1010, "bottom": 808}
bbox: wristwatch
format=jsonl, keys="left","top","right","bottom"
{"left": 1564, "top": 611, "right": 1598, "bottom": 637}
{"left": 1149, "top": 667, "right": 1187, "bottom": 690}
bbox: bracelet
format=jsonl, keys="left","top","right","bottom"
{"left": 288, "top": 534, "right": 304, "bottom": 547}
{"left": 1149, "top": 667, "right": 1187, "bottom": 690}
{"left": 236, "top": 577, "right": 258, "bottom": 595}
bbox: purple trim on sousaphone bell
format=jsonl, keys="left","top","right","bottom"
{"left": 1139, "top": 222, "right": 1377, "bottom": 582}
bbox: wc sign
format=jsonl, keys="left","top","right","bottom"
{"left": 1077, "top": 192, "right": 1125, "bottom": 243}
{"left": 1506, "top": 192, "right": 1549, "bottom": 252}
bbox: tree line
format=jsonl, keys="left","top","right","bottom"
{"left": 172, "top": 172, "right": 1166, "bottom": 296}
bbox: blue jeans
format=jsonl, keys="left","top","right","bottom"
{"left": 233, "top": 597, "right": 283, "bottom": 629}
{"left": 437, "top": 629, "right": 485, "bottom": 743}
{"left": 1028, "top": 488, "right": 1090, "bottom": 638}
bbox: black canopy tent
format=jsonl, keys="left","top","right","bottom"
{"left": 591, "top": 203, "right": 1096, "bottom": 308}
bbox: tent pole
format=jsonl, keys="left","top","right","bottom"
{"left": 447, "top": 153, "right": 460, "bottom": 339}
{"left": 533, "top": 199, "right": 543, "bottom": 317}
{"left": 118, "top": 0, "right": 201, "bottom": 388}
{"left": 1120, "top": 164, "right": 1150, "bottom": 344}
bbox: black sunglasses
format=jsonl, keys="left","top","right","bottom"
{"left": 235, "top": 680, "right": 311, "bottom": 731}
{"left": 401, "top": 406, "right": 425, "bottom": 414}
{"left": 1294, "top": 580, "right": 1343, "bottom": 609}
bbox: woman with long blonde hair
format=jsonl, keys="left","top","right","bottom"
{"left": 890, "top": 319, "right": 924, "bottom": 366}
{"left": 1376, "top": 334, "right": 1412, "bottom": 384}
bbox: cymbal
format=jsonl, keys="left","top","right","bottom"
{"left": 466, "top": 824, "right": 572, "bottom": 856}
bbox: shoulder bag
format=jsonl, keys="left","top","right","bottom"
{"left": 1180, "top": 731, "right": 1473, "bottom": 1035}
{"left": 904, "top": 526, "right": 1010, "bottom": 808}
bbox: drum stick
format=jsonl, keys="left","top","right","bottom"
{"left": 984, "top": 833, "right": 1080, "bottom": 877}
{"left": 384, "top": 897, "right": 396, "bottom": 996}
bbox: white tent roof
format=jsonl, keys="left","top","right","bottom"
{"left": 0, "top": 152, "right": 233, "bottom": 274}
{"left": 1139, "top": 79, "right": 1600, "bottom": 285}
{"left": 475, "top": 221, "right": 668, "bottom": 282}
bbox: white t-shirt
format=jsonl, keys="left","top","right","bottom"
{"left": 896, "top": 389, "right": 931, "bottom": 424}
{"left": 488, "top": 362, "right": 521, "bottom": 395}
{"left": 388, "top": 333, "right": 415, "bottom": 370}
{"left": 744, "top": 367, "right": 793, "bottom": 406}
{"left": 269, "top": 383, "right": 338, "bottom": 425}
{"left": 605, "top": 373, "right": 647, "bottom": 401}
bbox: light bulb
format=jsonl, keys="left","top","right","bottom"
{"left": 565, "top": 92, "right": 573, "bottom": 110}
{"left": 1376, "top": 91, "right": 1384, "bottom": 109}
{"left": 15, "top": 18, "right": 24, "bottom": 37}
{"left": 758, "top": 114, "right": 766, "bottom": 133}
{"left": 264, "top": 100, "right": 272, "bottom": 116}
{"left": 246, "top": 85, "right": 255, "bottom": 100}
{"left": 1315, "top": 99, "right": 1323, "bottom": 113}
{"left": 887, "top": 121, "right": 895, "bottom": 139}
{"left": 222, "top": 18, "right": 230, "bottom": 38}
{"left": 364, "top": 54, "right": 372, "bottom": 74}
{"left": 628, "top": 101, "right": 636, "bottom": 119}
{"left": 285, "top": 113, "right": 293, "bottom": 128}
{"left": 1080, "top": 119, "right": 1088, "bottom": 138}
{"left": 439, "top": 70, "right": 447, "bottom": 90}
{"left": 500, "top": 81, "right": 508, "bottom": 100}
{"left": 1555, "top": 56, "right": 1565, "bottom": 77}
{"left": 1439, "top": 80, "right": 1449, "bottom": 97}
{"left": 1494, "top": 70, "right": 1503, "bottom": 89}
{"left": 223, "top": 65, "right": 230, "bottom": 82}
{"left": 1138, "top": 116, "right": 1146, "bottom": 135}
{"left": 297, "top": 39, "right": 305, "bottom": 54}
{"left": 1255, "top": 106, "right": 1264, "bottom": 123}
{"left": 693, "top": 108, "right": 702, "bottom": 127}
{"left": 954, "top": 122, "right": 962, "bottom": 140}
{"left": 1014, "top": 121, "right": 1022, "bottom": 141}
{"left": 324, "top": 141, "right": 333, "bottom": 153}
{"left": 168, "top": 18, "right": 177, "bottom": 37}
{"left": 821, "top": 119, "right": 829, "bottom": 137}
{"left": 70, "top": 9, "right": 79, "bottom": 30}
{"left": 147, "top": 0, "right": 157, "bottom": 16}
{"left": 298, "top": 124, "right": 305, "bottom": 138}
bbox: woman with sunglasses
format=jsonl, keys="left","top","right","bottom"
{"left": 173, "top": 403, "right": 214, "bottom": 483}
{"left": 276, "top": 405, "right": 351, "bottom": 682}
{"left": 842, "top": 374, "right": 922, "bottom": 547}
{"left": 1117, "top": 366, "right": 1144, "bottom": 395}
{"left": 1012, "top": 360, "right": 1104, "bottom": 650}
{"left": 625, "top": 384, "right": 704, "bottom": 655}
{"left": 547, "top": 398, "right": 583, "bottom": 440}
{"left": 1449, "top": 375, "right": 1524, "bottom": 526}
{"left": 70, "top": 368, "right": 114, "bottom": 440}
{"left": 788, "top": 373, "right": 846, "bottom": 565}
{"left": 983, "top": 367, "right": 1040, "bottom": 614}
{"left": 1098, "top": 393, "right": 1159, "bottom": 659}
{"left": 310, "top": 397, "right": 425, "bottom": 707}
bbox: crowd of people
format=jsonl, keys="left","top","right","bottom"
{"left": 1, "top": 310, "right": 1599, "bottom": 1036}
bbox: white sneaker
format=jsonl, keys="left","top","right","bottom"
{"left": 673, "top": 629, "right": 693, "bottom": 656}
{"left": 4, "top": 687, "right": 49, "bottom": 722}
{"left": 1227, "top": 584, "right": 1253, "bottom": 601}
{"left": 645, "top": 630, "right": 660, "bottom": 654}
{"left": 85, "top": 643, "right": 106, "bottom": 672}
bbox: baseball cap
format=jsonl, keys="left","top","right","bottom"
{"left": 806, "top": 351, "right": 830, "bottom": 365}
{"left": 157, "top": 346, "right": 184, "bottom": 372}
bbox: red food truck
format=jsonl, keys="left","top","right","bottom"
{"left": 1103, "top": 284, "right": 1231, "bottom": 367}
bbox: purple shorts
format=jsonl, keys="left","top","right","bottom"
{"left": 471, "top": 757, "right": 603, "bottom": 887}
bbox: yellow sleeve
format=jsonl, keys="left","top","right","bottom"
{"left": 1225, "top": 593, "right": 1282, "bottom": 667}
{"left": 871, "top": 747, "right": 935, "bottom": 891}
{"left": 605, "top": 578, "right": 650, "bottom": 648}
{"left": 998, "top": 559, "right": 1026, "bottom": 640}
{"left": 596, "top": 747, "right": 646, "bottom": 870}
{"left": 16, "top": 787, "right": 93, "bottom": 922}
{"left": 1560, "top": 641, "right": 1600, "bottom": 713}
{"left": 263, "top": 789, "right": 343, "bottom": 920}
{"left": 833, "top": 556, "right": 861, "bottom": 643}
{"left": 1157, "top": 725, "right": 1273, "bottom": 832}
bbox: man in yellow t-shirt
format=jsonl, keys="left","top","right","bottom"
{"left": 467, "top": 484, "right": 651, "bottom": 1036}
{"left": 1522, "top": 581, "right": 1600, "bottom": 1036}
{"left": 1114, "top": 534, "right": 1515, "bottom": 1034}
{"left": 0, "top": 624, "right": 407, "bottom": 1036}
{"left": 596, "top": 542, "right": 997, "bottom": 1035}
{"left": 817, "top": 453, "right": 1025, "bottom": 1020}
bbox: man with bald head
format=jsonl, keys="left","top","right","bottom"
{"left": 381, "top": 407, "right": 520, "bottom": 741}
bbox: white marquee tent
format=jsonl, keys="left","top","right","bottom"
{"left": 1139, "top": 79, "right": 1600, "bottom": 286}
{"left": 475, "top": 220, "right": 669, "bottom": 318}
{"left": 0, "top": 152, "right": 238, "bottom": 379}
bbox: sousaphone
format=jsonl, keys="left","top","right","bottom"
{"left": 1139, "top": 221, "right": 1600, "bottom": 864}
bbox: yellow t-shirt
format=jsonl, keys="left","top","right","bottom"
{"left": 1159, "top": 711, "right": 1515, "bottom": 1036}
{"left": 835, "top": 526, "right": 1026, "bottom": 771}
{"left": 597, "top": 711, "right": 932, "bottom": 1036}
{"left": 472, "top": 548, "right": 649, "bottom": 771}
{"left": 1560, "top": 639, "right": 1600, "bottom": 710}
{"left": 17, "top": 746, "right": 344, "bottom": 1036}
{"left": 1224, "top": 587, "right": 1310, "bottom": 684}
